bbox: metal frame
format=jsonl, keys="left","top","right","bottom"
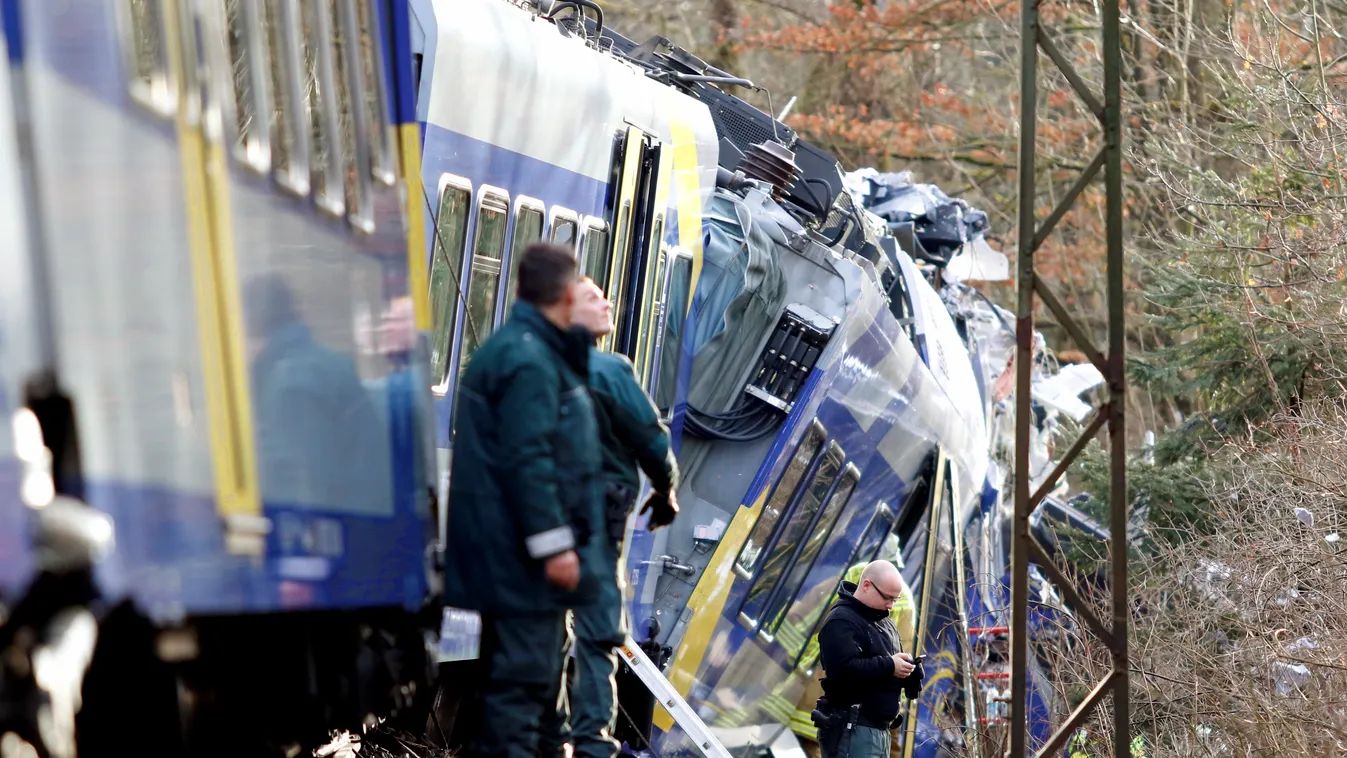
{"left": 1010, "top": 0, "right": 1126, "bottom": 752}
{"left": 429, "top": 173, "right": 474, "bottom": 396}
{"left": 756, "top": 459, "right": 860, "bottom": 645}
{"left": 732, "top": 418, "right": 828, "bottom": 582}
{"left": 738, "top": 438, "right": 844, "bottom": 634}
{"left": 902, "top": 450, "right": 949, "bottom": 758}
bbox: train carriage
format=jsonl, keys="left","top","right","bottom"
{"left": 409, "top": 0, "right": 719, "bottom": 528}
{"left": 633, "top": 178, "right": 992, "bottom": 758}
{"left": 0, "top": 0, "right": 436, "bottom": 752}
{"left": 0, "top": 0, "right": 1092, "bottom": 754}
{"left": 412, "top": 2, "right": 1077, "bottom": 757}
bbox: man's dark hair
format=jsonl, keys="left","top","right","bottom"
{"left": 516, "top": 243, "right": 578, "bottom": 306}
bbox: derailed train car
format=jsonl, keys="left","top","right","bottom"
{"left": 0, "top": 0, "right": 1095, "bottom": 754}
{"left": 411, "top": 2, "right": 1093, "bottom": 757}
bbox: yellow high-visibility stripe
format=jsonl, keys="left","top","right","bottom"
{"left": 903, "top": 450, "right": 949, "bottom": 758}
{"left": 400, "top": 122, "right": 431, "bottom": 331}
{"left": 652, "top": 96, "right": 717, "bottom": 733}
{"left": 666, "top": 95, "right": 706, "bottom": 314}
{"left": 654, "top": 487, "right": 767, "bottom": 731}
{"left": 165, "top": 0, "right": 260, "bottom": 534}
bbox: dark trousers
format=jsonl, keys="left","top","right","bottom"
{"left": 465, "top": 611, "right": 568, "bottom": 758}
{"left": 538, "top": 602, "right": 625, "bottom": 758}
{"left": 822, "top": 725, "right": 890, "bottom": 758}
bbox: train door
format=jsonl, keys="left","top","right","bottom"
{"left": 900, "top": 452, "right": 980, "bottom": 758}
{"left": 592, "top": 124, "right": 663, "bottom": 357}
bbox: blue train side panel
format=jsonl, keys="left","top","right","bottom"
{"left": 13, "top": 0, "right": 430, "bottom": 617}
{"left": 0, "top": 0, "right": 35, "bottom": 603}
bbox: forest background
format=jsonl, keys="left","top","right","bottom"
{"left": 602, "top": 0, "right": 1347, "bottom": 753}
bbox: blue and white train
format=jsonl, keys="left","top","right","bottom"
{"left": 409, "top": 1, "right": 1088, "bottom": 757}
{"left": 1, "top": 0, "right": 437, "bottom": 753}
{"left": 0, "top": 0, "right": 1092, "bottom": 755}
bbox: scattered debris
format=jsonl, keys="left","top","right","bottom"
{"left": 1295, "top": 507, "right": 1314, "bottom": 527}
{"left": 1271, "top": 660, "right": 1312, "bottom": 696}
{"left": 314, "top": 732, "right": 360, "bottom": 758}
{"left": 313, "top": 726, "right": 453, "bottom": 758}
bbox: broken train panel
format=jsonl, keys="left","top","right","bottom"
{"left": 627, "top": 171, "right": 995, "bottom": 757}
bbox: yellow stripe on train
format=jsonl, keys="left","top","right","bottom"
{"left": 399, "top": 122, "right": 431, "bottom": 332}
{"left": 165, "top": 0, "right": 261, "bottom": 550}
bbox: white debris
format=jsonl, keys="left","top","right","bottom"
{"left": 1272, "top": 661, "right": 1312, "bottom": 696}
{"left": 1032, "top": 363, "right": 1106, "bottom": 422}
{"left": 1327, "top": 532, "right": 1340, "bottom": 543}
{"left": 1287, "top": 637, "right": 1319, "bottom": 653}
{"left": 314, "top": 732, "right": 361, "bottom": 758}
{"left": 946, "top": 236, "right": 1010, "bottom": 283}
{"left": 1295, "top": 507, "right": 1314, "bottom": 526}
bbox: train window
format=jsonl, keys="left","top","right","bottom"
{"left": 579, "top": 219, "right": 612, "bottom": 291}
{"left": 550, "top": 208, "right": 579, "bottom": 250}
{"left": 428, "top": 178, "right": 472, "bottom": 392}
{"left": 459, "top": 192, "right": 510, "bottom": 366}
{"left": 764, "top": 463, "right": 861, "bottom": 646}
{"left": 739, "top": 443, "right": 845, "bottom": 630}
{"left": 301, "top": 0, "right": 345, "bottom": 216}
{"left": 225, "top": 0, "right": 273, "bottom": 172}
{"left": 633, "top": 215, "right": 666, "bottom": 388}
{"left": 735, "top": 420, "right": 827, "bottom": 580}
{"left": 351, "top": 0, "right": 396, "bottom": 186}
{"left": 327, "top": 0, "right": 369, "bottom": 230}
{"left": 118, "top": 0, "right": 175, "bottom": 116}
{"left": 607, "top": 200, "right": 633, "bottom": 319}
{"left": 262, "top": 0, "right": 310, "bottom": 196}
{"left": 654, "top": 251, "right": 693, "bottom": 413}
{"left": 792, "top": 501, "right": 897, "bottom": 671}
{"left": 503, "top": 198, "right": 546, "bottom": 312}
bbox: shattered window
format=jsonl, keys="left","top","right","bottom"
{"left": 764, "top": 465, "right": 860, "bottom": 649}
{"left": 735, "top": 422, "right": 827, "bottom": 579}
{"left": 739, "top": 442, "right": 844, "bottom": 629}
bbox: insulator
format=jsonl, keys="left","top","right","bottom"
{"left": 739, "top": 141, "right": 801, "bottom": 200}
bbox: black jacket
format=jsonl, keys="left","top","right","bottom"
{"left": 817, "top": 582, "right": 913, "bottom": 729}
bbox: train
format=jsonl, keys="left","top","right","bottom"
{"left": 0, "top": 0, "right": 1099, "bottom": 756}
{"left": 0, "top": 0, "right": 436, "bottom": 754}
{"left": 410, "top": 1, "right": 1093, "bottom": 757}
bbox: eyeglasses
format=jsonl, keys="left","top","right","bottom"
{"left": 867, "top": 580, "right": 898, "bottom": 603}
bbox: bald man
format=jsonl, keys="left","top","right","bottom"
{"left": 813, "top": 561, "right": 924, "bottom": 758}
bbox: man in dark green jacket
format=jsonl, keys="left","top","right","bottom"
{"left": 539, "top": 278, "right": 679, "bottom": 758}
{"left": 442, "top": 244, "right": 609, "bottom": 758}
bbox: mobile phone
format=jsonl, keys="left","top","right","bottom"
{"left": 912, "top": 655, "right": 927, "bottom": 663}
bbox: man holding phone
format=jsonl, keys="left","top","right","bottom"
{"left": 813, "top": 560, "right": 925, "bottom": 758}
